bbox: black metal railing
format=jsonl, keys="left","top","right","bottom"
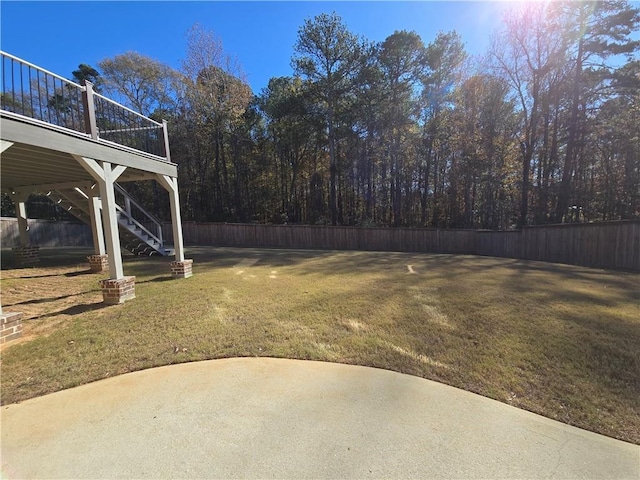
{"left": 0, "top": 51, "right": 171, "bottom": 162}
{"left": 93, "top": 93, "right": 166, "bottom": 158}
{"left": 1, "top": 51, "right": 87, "bottom": 133}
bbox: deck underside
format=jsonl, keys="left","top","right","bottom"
{"left": 1, "top": 116, "right": 177, "bottom": 193}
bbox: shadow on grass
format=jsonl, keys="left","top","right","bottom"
{"left": 64, "top": 269, "right": 93, "bottom": 278}
{"left": 4, "top": 272, "right": 70, "bottom": 279}
{"left": 137, "top": 276, "right": 175, "bottom": 284}
{"left": 6, "top": 269, "right": 97, "bottom": 280}
{"left": 3, "top": 290, "right": 97, "bottom": 307}
{"left": 32, "top": 301, "right": 106, "bottom": 320}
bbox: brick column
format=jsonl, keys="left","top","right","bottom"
{"left": 1, "top": 312, "right": 23, "bottom": 343}
{"left": 87, "top": 254, "right": 109, "bottom": 273}
{"left": 170, "top": 259, "right": 193, "bottom": 278}
{"left": 12, "top": 245, "right": 40, "bottom": 267}
{"left": 98, "top": 276, "right": 136, "bottom": 304}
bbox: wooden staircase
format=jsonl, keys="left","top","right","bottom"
{"left": 46, "top": 185, "right": 174, "bottom": 256}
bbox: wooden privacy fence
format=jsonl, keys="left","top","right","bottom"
{"left": 170, "top": 222, "right": 478, "bottom": 254}
{"left": 476, "top": 221, "right": 640, "bottom": 271}
{"left": 1, "top": 217, "right": 92, "bottom": 247}
{"left": 164, "top": 220, "right": 640, "bottom": 271}
{"left": 2, "top": 217, "right": 637, "bottom": 271}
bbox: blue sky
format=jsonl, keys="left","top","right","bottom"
{"left": 1, "top": 1, "right": 514, "bottom": 94}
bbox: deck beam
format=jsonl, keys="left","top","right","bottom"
{"left": 1, "top": 117, "right": 177, "bottom": 179}
{"left": 10, "top": 181, "right": 95, "bottom": 196}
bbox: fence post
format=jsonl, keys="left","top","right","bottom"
{"left": 82, "top": 80, "right": 98, "bottom": 140}
{"left": 162, "top": 120, "right": 171, "bottom": 162}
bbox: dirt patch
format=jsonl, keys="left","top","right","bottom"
{"left": 1, "top": 264, "right": 103, "bottom": 350}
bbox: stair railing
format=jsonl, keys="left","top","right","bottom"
{"left": 114, "top": 183, "right": 164, "bottom": 247}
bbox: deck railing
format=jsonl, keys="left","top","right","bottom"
{"left": 0, "top": 51, "right": 171, "bottom": 162}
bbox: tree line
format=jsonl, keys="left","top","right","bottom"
{"left": 5, "top": 2, "right": 639, "bottom": 229}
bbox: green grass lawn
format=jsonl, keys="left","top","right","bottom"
{"left": 1, "top": 247, "right": 639, "bottom": 444}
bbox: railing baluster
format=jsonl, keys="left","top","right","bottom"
{"left": 12, "top": 59, "right": 17, "bottom": 112}
{"left": 1, "top": 56, "right": 6, "bottom": 111}
{"left": 19, "top": 60, "right": 24, "bottom": 115}
{"left": 70, "top": 84, "right": 77, "bottom": 131}
{"left": 44, "top": 73, "right": 52, "bottom": 124}
{"left": 36, "top": 69, "right": 42, "bottom": 121}
{"left": 28, "top": 67, "right": 33, "bottom": 117}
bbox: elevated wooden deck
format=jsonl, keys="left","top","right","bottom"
{"left": 0, "top": 51, "right": 190, "bottom": 308}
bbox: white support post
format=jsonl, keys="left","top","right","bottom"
{"left": 74, "top": 155, "right": 127, "bottom": 279}
{"left": 156, "top": 175, "right": 185, "bottom": 261}
{"left": 14, "top": 193, "right": 30, "bottom": 247}
{"left": 98, "top": 163, "right": 124, "bottom": 279}
{"left": 73, "top": 155, "right": 136, "bottom": 302}
{"left": 78, "top": 184, "right": 107, "bottom": 272}
{"left": 88, "top": 193, "right": 106, "bottom": 255}
{"left": 169, "top": 182, "right": 185, "bottom": 262}
{"left": 10, "top": 192, "right": 39, "bottom": 267}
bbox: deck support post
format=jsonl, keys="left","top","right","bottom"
{"left": 74, "top": 156, "right": 135, "bottom": 302}
{"left": 156, "top": 174, "right": 192, "bottom": 278}
{"left": 14, "top": 193, "right": 30, "bottom": 247}
{"left": 11, "top": 192, "right": 40, "bottom": 267}
{"left": 87, "top": 187, "right": 106, "bottom": 256}
{"left": 76, "top": 183, "right": 107, "bottom": 272}
{"left": 87, "top": 189, "right": 108, "bottom": 272}
{"left": 97, "top": 162, "right": 125, "bottom": 279}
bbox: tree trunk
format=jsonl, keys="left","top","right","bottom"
{"left": 555, "top": 37, "right": 584, "bottom": 222}
{"left": 328, "top": 103, "right": 338, "bottom": 226}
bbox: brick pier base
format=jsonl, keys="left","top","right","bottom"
{"left": 98, "top": 276, "right": 136, "bottom": 304}
{"left": 87, "top": 254, "right": 109, "bottom": 273}
{"left": 1, "top": 311, "right": 23, "bottom": 343}
{"left": 170, "top": 259, "right": 193, "bottom": 278}
{"left": 12, "top": 245, "right": 40, "bottom": 267}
